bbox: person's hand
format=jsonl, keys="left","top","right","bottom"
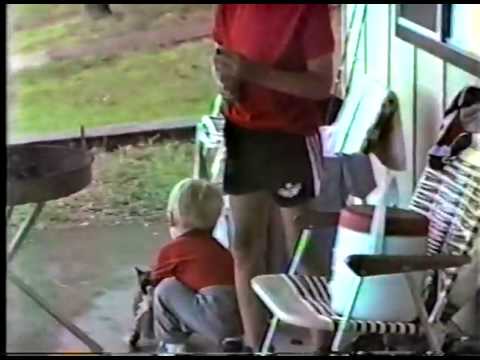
{"left": 212, "top": 47, "right": 252, "bottom": 103}
{"left": 214, "top": 48, "right": 248, "bottom": 80}
{"left": 212, "top": 71, "right": 240, "bottom": 103}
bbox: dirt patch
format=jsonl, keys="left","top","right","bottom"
{"left": 10, "top": 5, "right": 81, "bottom": 32}
{"left": 48, "top": 11, "right": 213, "bottom": 62}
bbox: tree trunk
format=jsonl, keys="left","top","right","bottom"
{"left": 84, "top": 4, "right": 112, "bottom": 20}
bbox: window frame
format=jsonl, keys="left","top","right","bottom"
{"left": 395, "top": 4, "right": 480, "bottom": 77}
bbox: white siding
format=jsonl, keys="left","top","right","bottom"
{"left": 344, "top": 4, "right": 480, "bottom": 205}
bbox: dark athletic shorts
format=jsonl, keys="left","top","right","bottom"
{"left": 223, "top": 120, "right": 323, "bottom": 208}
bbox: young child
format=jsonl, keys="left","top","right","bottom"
{"left": 149, "top": 178, "right": 242, "bottom": 354}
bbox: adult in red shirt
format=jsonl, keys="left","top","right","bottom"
{"left": 212, "top": 4, "right": 335, "bottom": 351}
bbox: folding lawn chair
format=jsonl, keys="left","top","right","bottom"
{"left": 252, "top": 88, "right": 480, "bottom": 355}
{"left": 193, "top": 95, "right": 232, "bottom": 250}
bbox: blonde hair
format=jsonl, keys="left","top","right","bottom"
{"left": 167, "top": 178, "right": 223, "bottom": 230}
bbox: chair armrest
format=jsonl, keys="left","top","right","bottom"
{"left": 345, "top": 254, "right": 471, "bottom": 277}
{"left": 294, "top": 210, "right": 340, "bottom": 230}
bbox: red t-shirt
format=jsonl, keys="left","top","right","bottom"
{"left": 213, "top": 4, "right": 335, "bottom": 136}
{"left": 150, "top": 230, "right": 235, "bottom": 291}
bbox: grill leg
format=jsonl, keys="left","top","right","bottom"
{"left": 7, "top": 206, "right": 14, "bottom": 223}
{"left": 7, "top": 202, "right": 44, "bottom": 263}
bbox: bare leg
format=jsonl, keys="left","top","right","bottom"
{"left": 279, "top": 204, "right": 308, "bottom": 261}
{"left": 280, "top": 203, "right": 333, "bottom": 352}
{"left": 230, "top": 191, "right": 273, "bottom": 350}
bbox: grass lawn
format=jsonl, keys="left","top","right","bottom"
{"left": 9, "top": 40, "right": 216, "bottom": 140}
{"left": 9, "top": 141, "right": 194, "bottom": 229}
{"left": 8, "top": 4, "right": 216, "bottom": 140}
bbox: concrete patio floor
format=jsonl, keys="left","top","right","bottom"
{"left": 6, "top": 223, "right": 315, "bottom": 355}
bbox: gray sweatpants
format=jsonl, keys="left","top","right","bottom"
{"left": 153, "top": 277, "right": 242, "bottom": 344}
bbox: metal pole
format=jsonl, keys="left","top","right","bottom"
{"left": 260, "top": 317, "right": 279, "bottom": 355}
{"left": 193, "top": 124, "right": 209, "bottom": 180}
{"left": 288, "top": 229, "right": 313, "bottom": 275}
{"left": 7, "top": 206, "right": 14, "bottom": 223}
{"left": 429, "top": 292, "right": 448, "bottom": 324}
{"left": 332, "top": 276, "right": 364, "bottom": 352}
{"left": 193, "top": 124, "right": 202, "bottom": 179}
{"left": 405, "top": 273, "right": 443, "bottom": 355}
{"left": 80, "top": 125, "right": 87, "bottom": 151}
{"left": 7, "top": 202, "right": 45, "bottom": 263}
